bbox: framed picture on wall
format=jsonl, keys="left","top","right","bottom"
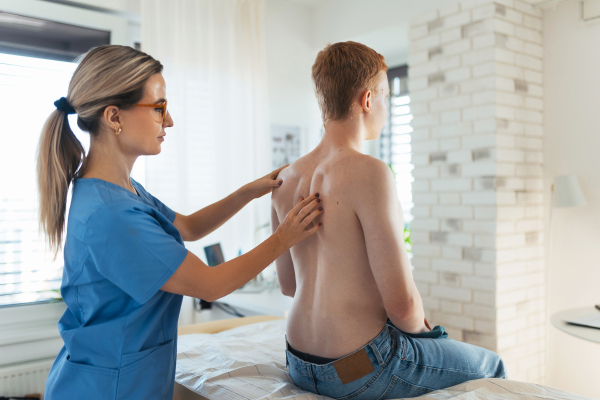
{"left": 271, "top": 125, "right": 301, "bottom": 169}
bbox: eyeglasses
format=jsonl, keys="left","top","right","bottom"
{"left": 134, "top": 100, "right": 168, "bottom": 122}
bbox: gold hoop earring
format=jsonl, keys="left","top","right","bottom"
{"left": 115, "top": 126, "right": 122, "bottom": 135}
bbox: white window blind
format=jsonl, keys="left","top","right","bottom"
{"left": 0, "top": 53, "right": 77, "bottom": 306}
{"left": 381, "top": 66, "right": 414, "bottom": 223}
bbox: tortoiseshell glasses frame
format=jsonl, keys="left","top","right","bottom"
{"left": 134, "top": 99, "right": 168, "bottom": 122}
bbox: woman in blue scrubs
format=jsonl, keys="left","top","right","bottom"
{"left": 36, "top": 45, "right": 323, "bottom": 400}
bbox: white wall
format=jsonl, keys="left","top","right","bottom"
{"left": 543, "top": 1, "right": 600, "bottom": 398}
{"left": 265, "top": 0, "right": 321, "bottom": 154}
{"left": 408, "top": 0, "right": 548, "bottom": 383}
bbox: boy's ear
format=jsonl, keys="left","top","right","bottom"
{"left": 361, "top": 90, "right": 372, "bottom": 114}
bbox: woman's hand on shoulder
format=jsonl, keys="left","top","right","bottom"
{"left": 275, "top": 194, "right": 323, "bottom": 249}
{"left": 244, "top": 165, "right": 289, "bottom": 199}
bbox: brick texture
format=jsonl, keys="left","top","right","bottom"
{"left": 409, "top": 0, "right": 545, "bottom": 384}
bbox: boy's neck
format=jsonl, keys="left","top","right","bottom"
{"left": 321, "top": 116, "right": 367, "bottom": 153}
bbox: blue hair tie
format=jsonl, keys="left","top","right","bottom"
{"left": 54, "top": 97, "right": 76, "bottom": 114}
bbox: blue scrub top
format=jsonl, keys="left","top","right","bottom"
{"left": 45, "top": 178, "right": 189, "bottom": 400}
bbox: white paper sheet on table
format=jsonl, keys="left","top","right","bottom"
{"left": 176, "top": 320, "right": 593, "bottom": 400}
{"left": 176, "top": 319, "right": 327, "bottom": 400}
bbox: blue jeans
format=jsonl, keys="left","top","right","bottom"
{"left": 287, "top": 324, "right": 507, "bottom": 399}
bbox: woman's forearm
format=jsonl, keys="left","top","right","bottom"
{"left": 186, "top": 185, "right": 253, "bottom": 241}
{"left": 181, "top": 168, "right": 287, "bottom": 241}
{"left": 161, "top": 233, "right": 287, "bottom": 302}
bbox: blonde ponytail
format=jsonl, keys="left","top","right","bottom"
{"left": 36, "top": 45, "right": 163, "bottom": 255}
{"left": 37, "top": 109, "right": 84, "bottom": 256}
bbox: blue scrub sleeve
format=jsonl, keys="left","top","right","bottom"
{"left": 131, "top": 179, "right": 176, "bottom": 222}
{"left": 85, "top": 204, "right": 189, "bottom": 304}
{"left": 147, "top": 193, "right": 176, "bottom": 222}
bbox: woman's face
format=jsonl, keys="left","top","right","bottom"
{"left": 111, "top": 73, "right": 174, "bottom": 156}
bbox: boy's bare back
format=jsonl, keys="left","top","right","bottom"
{"left": 272, "top": 146, "right": 395, "bottom": 358}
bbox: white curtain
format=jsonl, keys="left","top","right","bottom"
{"left": 141, "top": 0, "right": 270, "bottom": 323}
{"left": 141, "top": 0, "right": 269, "bottom": 254}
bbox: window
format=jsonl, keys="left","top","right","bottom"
{"left": 0, "top": 11, "right": 138, "bottom": 307}
{"left": 380, "top": 65, "right": 414, "bottom": 224}
{"left": 0, "top": 53, "right": 78, "bottom": 307}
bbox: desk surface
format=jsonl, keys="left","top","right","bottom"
{"left": 551, "top": 307, "right": 600, "bottom": 344}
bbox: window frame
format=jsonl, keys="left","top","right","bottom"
{"left": 381, "top": 65, "right": 413, "bottom": 220}
{"left": 0, "top": 0, "right": 135, "bottom": 366}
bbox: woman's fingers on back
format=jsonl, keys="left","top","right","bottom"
{"left": 291, "top": 194, "right": 319, "bottom": 215}
{"left": 277, "top": 195, "right": 323, "bottom": 247}
{"left": 301, "top": 205, "right": 323, "bottom": 227}
{"left": 287, "top": 197, "right": 303, "bottom": 218}
{"left": 298, "top": 198, "right": 319, "bottom": 218}
{"left": 303, "top": 221, "right": 322, "bottom": 237}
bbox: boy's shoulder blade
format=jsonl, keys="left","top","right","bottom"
{"left": 345, "top": 153, "right": 392, "bottom": 179}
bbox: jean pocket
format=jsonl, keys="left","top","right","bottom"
{"left": 116, "top": 340, "right": 175, "bottom": 400}
{"left": 47, "top": 358, "right": 119, "bottom": 400}
{"left": 376, "top": 375, "right": 432, "bottom": 400}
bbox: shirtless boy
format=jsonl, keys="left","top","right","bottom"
{"left": 271, "top": 41, "right": 506, "bottom": 399}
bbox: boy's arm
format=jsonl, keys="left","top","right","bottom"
{"left": 353, "top": 158, "right": 427, "bottom": 334}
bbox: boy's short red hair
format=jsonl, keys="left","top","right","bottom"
{"left": 312, "top": 41, "right": 387, "bottom": 123}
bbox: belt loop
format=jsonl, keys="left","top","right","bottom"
{"left": 285, "top": 336, "right": 292, "bottom": 369}
{"left": 392, "top": 327, "right": 398, "bottom": 352}
{"left": 307, "top": 364, "right": 317, "bottom": 392}
{"left": 369, "top": 342, "right": 384, "bottom": 365}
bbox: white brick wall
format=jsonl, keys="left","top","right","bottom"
{"left": 409, "top": 0, "right": 544, "bottom": 384}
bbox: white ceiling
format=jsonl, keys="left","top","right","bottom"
{"left": 305, "top": 0, "right": 460, "bottom": 67}
{"left": 296, "top": 0, "right": 555, "bottom": 67}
